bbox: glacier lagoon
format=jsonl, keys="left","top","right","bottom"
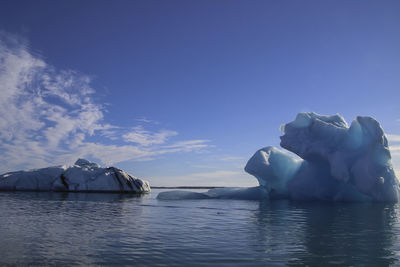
{"left": 1, "top": 112, "right": 400, "bottom": 265}
{"left": 1, "top": 189, "right": 400, "bottom": 266}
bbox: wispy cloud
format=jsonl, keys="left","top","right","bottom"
{"left": 163, "top": 140, "right": 211, "bottom": 151}
{"left": 0, "top": 32, "right": 210, "bottom": 172}
{"left": 388, "top": 134, "right": 400, "bottom": 158}
{"left": 387, "top": 134, "right": 400, "bottom": 143}
{"left": 122, "top": 126, "right": 177, "bottom": 146}
{"left": 391, "top": 146, "right": 400, "bottom": 153}
{"left": 388, "top": 134, "right": 400, "bottom": 178}
{"left": 149, "top": 170, "right": 257, "bottom": 187}
{"left": 136, "top": 117, "right": 158, "bottom": 124}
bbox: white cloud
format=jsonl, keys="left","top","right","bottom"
{"left": 391, "top": 146, "right": 400, "bottom": 153}
{"left": 136, "top": 117, "right": 158, "bottom": 124}
{"left": 387, "top": 134, "right": 400, "bottom": 143}
{"left": 395, "top": 169, "right": 400, "bottom": 177}
{"left": 122, "top": 126, "right": 177, "bottom": 146}
{"left": 0, "top": 32, "right": 210, "bottom": 172}
{"left": 388, "top": 134, "right": 400, "bottom": 173}
{"left": 390, "top": 141, "right": 400, "bottom": 178}
{"left": 149, "top": 170, "right": 257, "bottom": 187}
{"left": 163, "top": 140, "right": 211, "bottom": 151}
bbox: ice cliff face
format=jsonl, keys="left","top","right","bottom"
{"left": 0, "top": 159, "right": 150, "bottom": 193}
{"left": 246, "top": 112, "right": 399, "bottom": 202}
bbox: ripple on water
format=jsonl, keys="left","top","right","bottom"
{"left": 0, "top": 190, "right": 400, "bottom": 266}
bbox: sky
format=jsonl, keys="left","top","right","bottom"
{"left": 0, "top": 0, "right": 399, "bottom": 187}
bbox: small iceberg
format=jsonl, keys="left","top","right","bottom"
{"left": 158, "top": 112, "right": 399, "bottom": 202}
{"left": 0, "top": 159, "right": 150, "bottom": 193}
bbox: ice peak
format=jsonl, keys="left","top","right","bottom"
{"left": 74, "top": 158, "right": 100, "bottom": 168}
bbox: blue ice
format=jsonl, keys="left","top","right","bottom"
{"left": 158, "top": 113, "right": 399, "bottom": 202}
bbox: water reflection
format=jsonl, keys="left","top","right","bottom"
{"left": 254, "top": 200, "right": 400, "bottom": 265}
{"left": 1, "top": 190, "right": 400, "bottom": 265}
{"left": 0, "top": 191, "right": 150, "bottom": 265}
{"left": 1, "top": 191, "right": 149, "bottom": 202}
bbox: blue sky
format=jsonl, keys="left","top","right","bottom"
{"left": 0, "top": 0, "right": 400, "bottom": 186}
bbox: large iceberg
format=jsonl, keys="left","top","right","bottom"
{"left": 158, "top": 113, "right": 399, "bottom": 202}
{"left": 0, "top": 159, "right": 150, "bottom": 193}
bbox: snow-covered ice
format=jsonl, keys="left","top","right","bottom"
{"left": 158, "top": 112, "right": 399, "bottom": 202}
{"left": 0, "top": 159, "right": 150, "bottom": 193}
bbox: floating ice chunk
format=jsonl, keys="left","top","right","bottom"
{"left": 278, "top": 113, "right": 399, "bottom": 201}
{"left": 1, "top": 166, "right": 66, "bottom": 191}
{"left": 158, "top": 112, "right": 399, "bottom": 202}
{"left": 244, "top": 147, "right": 301, "bottom": 199}
{"left": 0, "top": 159, "right": 150, "bottom": 193}
{"left": 244, "top": 113, "right": 397, "bottom": 202}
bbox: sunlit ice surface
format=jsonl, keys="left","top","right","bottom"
{"left": 159, "top": 113, "right": 399, "bottom": 202}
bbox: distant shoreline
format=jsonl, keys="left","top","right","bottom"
{"left": 151, "top": 186, "right": 225, "bottom": 189}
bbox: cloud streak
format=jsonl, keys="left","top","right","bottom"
{"left": 388, "top": 133, "right": 400, "bottom": 177}
{"left": 387, "top": 134, "right": 400, "bottom": 143}
{"left": 388, "top": 134, "right": 400, "bottom": 155}
{"left": 0, "top": 32, "right": 210, "bottom": 172}
{"left": 122, "top": 126, "right": 178, "bottom": 146}
{"left": 149, "top": 170, "right": 256, "bottom": 187}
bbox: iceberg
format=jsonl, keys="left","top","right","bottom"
{"left": 158, "top": 112, "right": 399, "bottom": 202}
{"left": 0, "top": 159, "right": 150, "bottom": 193}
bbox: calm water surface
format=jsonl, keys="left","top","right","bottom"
{"left": 1, "top": 189, "right": 400, "bottom": 266}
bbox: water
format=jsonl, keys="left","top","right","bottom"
{"left": 1, "top": 189, "right": 400, "bottom": 266}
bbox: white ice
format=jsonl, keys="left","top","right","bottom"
{"left": 0, "top": 159, "right": 150, "bottom": 193}
{"left": 157, "top": 112, "right": 399, "bottom": 202}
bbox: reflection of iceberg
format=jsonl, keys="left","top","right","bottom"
{"left": 157, "top": 186, "right": 269, "bottom": 200}
{"left": 158, "top": 113, "right": 399, "bottom": 202}
{"left": 0, "top": 159, "right": 150, "bottom": 193}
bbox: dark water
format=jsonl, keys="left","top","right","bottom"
{"left": 1, "top": 189, "right": 400, "bottom": 266}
